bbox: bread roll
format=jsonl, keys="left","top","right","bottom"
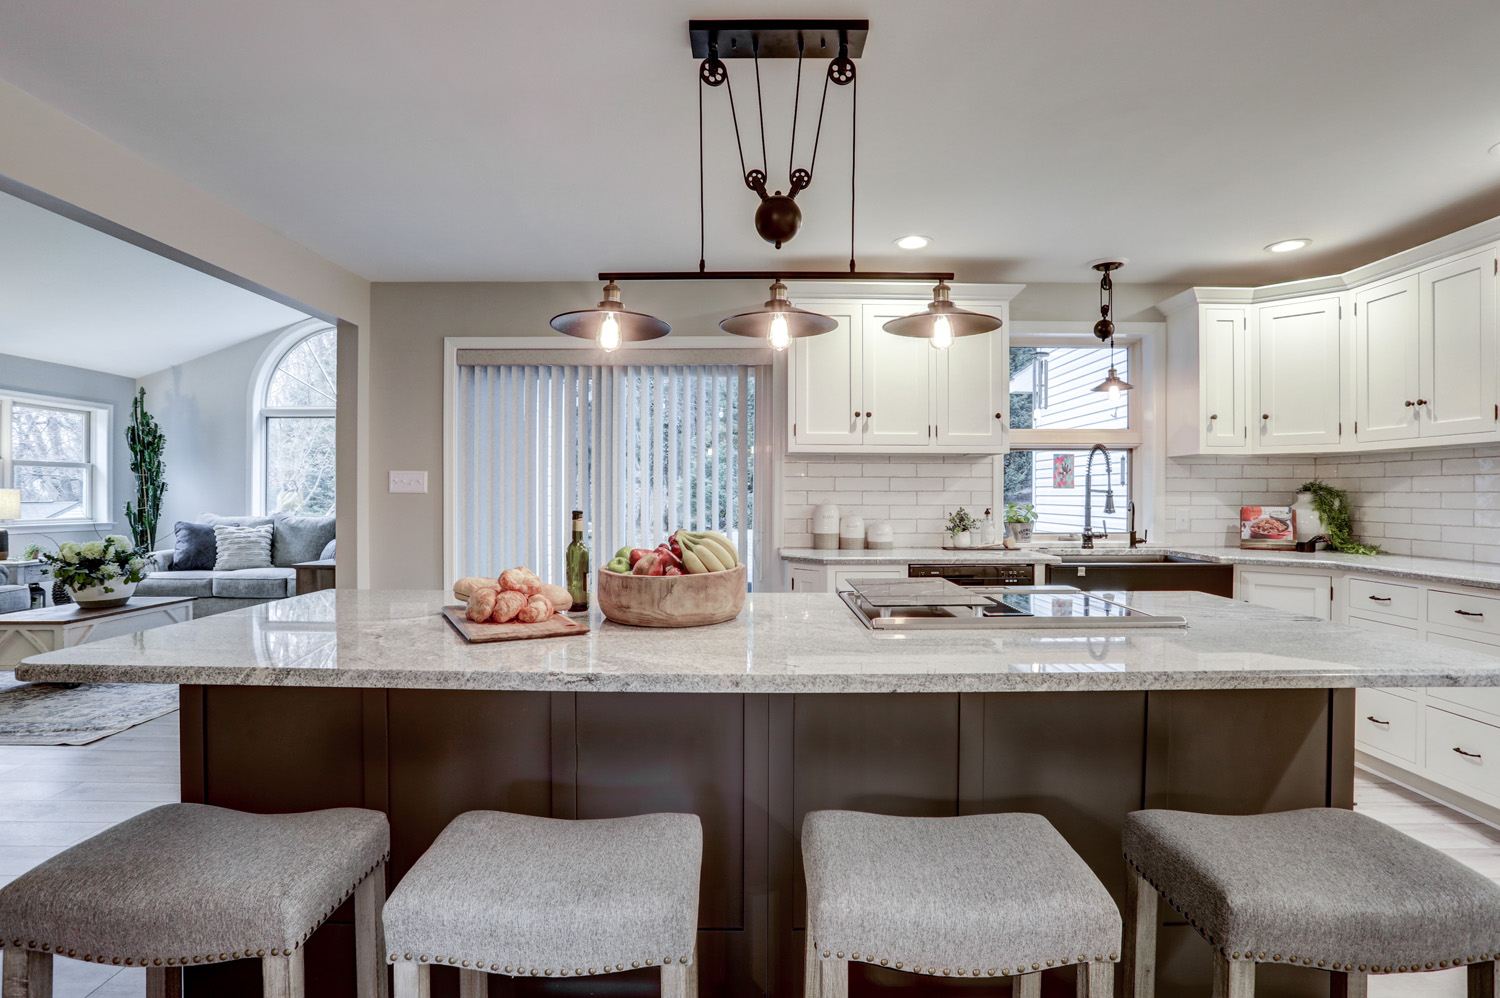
{"left": 454, "top": 577, "right": 500, "bottom": 601}
{"left": 516, "top": 594, "right": 554, "bottom": 623}
{"left": 499, "top": 567, "right": 542, "bottom": 595}
{"left": 490, "top": 590, "right": 528, "bottom": 623}
{"left": 464, "top": 589, "right": 499, "bottom": 623}
{"left": 536, "top": 583, "right": 573, "bottom": 613}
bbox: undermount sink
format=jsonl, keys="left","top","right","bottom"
{"left": 1044, "top": 554, "right": 1234, "bottom": 597}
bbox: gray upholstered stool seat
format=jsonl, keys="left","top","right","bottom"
{"left": 1122, "top": 807, "right": 1500, "bottom": 998}
{"left": 0, "top": 803, "right": 390, "bottom": 998}
{"left": 802, "top": 811, "right": 1122, "bottom": 998}
{"left": 383, "top": 810, "right": 701, "bottom": 998}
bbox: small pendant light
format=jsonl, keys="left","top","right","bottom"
{"left": 550, "top": 282, "right": 670, "bottom": 352}
{"left": 719, "top": 280, "right": 839, "bottom": 351}
{"left": 882, "top": 281, "right": 1002, "bottom": 349}
{"left": 1089, "top": 261, "right": 1135, "bottom": 402}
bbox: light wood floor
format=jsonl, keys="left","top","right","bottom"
{"left": 0, "top": 716, "right": 1497, "bottom": 997}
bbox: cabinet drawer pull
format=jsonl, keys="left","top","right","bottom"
{"left": 1454, "top": 747, "right": 1483, "bottom": 759}
{"left": 1368, "top": 595, "right": 1391, "bottom": 601}
{"left": 1455, "top": 609, "right": 1485, "bottom": 617}
{"left": 1365, "top": 716, "right": 1390, "bottom": 725}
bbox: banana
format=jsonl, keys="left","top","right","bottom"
{"left": 692, "top": 532, "right": 739, "bottom": 568}
{"left": 685, "top": 536, "right": 726, "bottom": 572}
{"left": 680, "top": 547, "right": 709, "bottom": 574}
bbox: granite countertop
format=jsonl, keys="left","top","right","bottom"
{"left": 16, "top": 589, "right": 1500, "bottom": 694}
{"left": 781, "top": 545, "right": 1500, "bottom": 591}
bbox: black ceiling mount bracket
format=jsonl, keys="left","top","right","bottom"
{"left": 689, "top": 19, "right": 869, "bottom": 59}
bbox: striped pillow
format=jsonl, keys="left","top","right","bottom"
{"left": 213, "top": 524, "right": 274, "bottom": 571}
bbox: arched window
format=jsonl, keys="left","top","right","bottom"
{"left": 255, "top": 323, "right": 336, "bottom": 516}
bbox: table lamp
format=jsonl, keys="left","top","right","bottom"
{"left": 0, "top": 489, "right": 19, "bottom": 560}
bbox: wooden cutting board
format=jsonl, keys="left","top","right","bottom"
{"left": 441, "top": 606, "right": 589, "bottom": 643}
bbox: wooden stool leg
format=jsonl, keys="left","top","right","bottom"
{"left": 457, "top": 969, "right": 486, "bottom": 998}
{"left": 146, "top": 966, "right": 183, "bottom": 998}
{"left": 818, "top": 958, "right": 848, "bottom": 998}
{"left": 2, "top": 951, "right": 52, "bottom": 998}
{"left": 392, "top": 963, "right": 430, "bottom": 998}
{"left": 1331, "top": 971, "right": 1369, "bottom": 998}
{"left": 1123, "top": 866, "right": 1158, "bottom": 998}
{"left": 1016, "top": 971, "right": 1043, "bottom": 998}
{"left": 1078, "top": 961, "right": 1114, "bottom": 998}
{"left": 803, "top": 935, "right": 821, "bottom": 998}
{"left": 1470, "top": 961, "right": 1499, "bottom": 998}
{"left": 1212, "top": 953, "right": 1254, "bottom": 998}
{"left": 262, "top": 948, "right": 305, "bottom": 998}
{"left": 355, "top": 861, "right": 389, "bottom": 998}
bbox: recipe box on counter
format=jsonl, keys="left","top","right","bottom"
{"left": 1239, "top": 506, "right": 1295, "bottom": 549}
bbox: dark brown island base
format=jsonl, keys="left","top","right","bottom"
{"left": 20, "top": 590, "right": 1500, "bottom": 998}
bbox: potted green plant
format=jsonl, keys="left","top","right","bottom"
{"left": 1297, "top": 480, "right": 1382, "bottom": 555}
{"left": 947, "top": 507, "right": 979, "bottom": 548}
{"left": 1004, "top": 502, "right": 1038, "bottom": 544}
{"left": 124, "top": 388, "right": 167, "bottom": 553}
{"left": 25, "top": 535, "right": 149, "bottom": 608}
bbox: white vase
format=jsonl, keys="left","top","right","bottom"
{"left": 1291, "top": 492, "right": 1324, "bottom": 542}
{"left": 68, "top": 580, "right": 137, "bottom": 609}
{"left": 954, "top": 531, "right": 972, "bottom": 548}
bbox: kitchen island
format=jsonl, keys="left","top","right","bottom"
{"left": 19, "top": 590, "right": 1500, "bottom": 998}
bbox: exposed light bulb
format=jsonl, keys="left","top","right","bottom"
{"left": 599, "top": 311, "right": 621, "bottom": 352}
{"left": 769, "top": 312, "right": 790, "bottom": 351}
{"left": 931, "top": 314, "right": 953, "bottom": 350}
{"left": 1108, "top": 382, "right": 1121, "bottom": 404}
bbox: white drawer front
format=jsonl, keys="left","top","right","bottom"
{"left": 1348, "top": 577, "right": 1419, "bottom": 620}
{"left": 1347, "top": 613, "right": 1418, "bottom": 636}
{"left": 1428, "top": 588, "right": 1500, "bottom": 638}
{"left": 1425, "top": 706, "right": 1500, "bottom": 800}
{"left": 1355, "top": 688, "right": 1419, "bottom": 763}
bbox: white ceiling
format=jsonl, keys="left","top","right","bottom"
{"left": 0, "top": 0, "right": 1499, "bottom": 287}
{"left": 0, "top": 192, "right": 314, "bottom": 378}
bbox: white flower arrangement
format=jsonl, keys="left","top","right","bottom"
{"left": 25, "top": 534, "right": 148, "bottom": 594}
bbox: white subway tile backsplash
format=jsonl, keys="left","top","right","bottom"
{"left": 782, "top": 453, "right": 996, "bottom": 547}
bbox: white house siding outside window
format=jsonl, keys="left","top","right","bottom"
{"left": 1005, "top": 341, "right": 1141, "bottom": 538}
{"left": 258, "top": 326, "right": 336, "bottom": 516}
{"left": 0, "top": 393, "right": 107, "bottom": 521}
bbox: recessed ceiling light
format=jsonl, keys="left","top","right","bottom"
{"left": 894, "top": 234, "right": 931, "bottom": 250}
{"left": 1265, "top": 238, "right": 1312, "bottom": 253}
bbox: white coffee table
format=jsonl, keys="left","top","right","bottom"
{"left": 0, "top": 597, "right": 195, "bottom": 667}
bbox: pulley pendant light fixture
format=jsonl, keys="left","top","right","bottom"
{"left": 881, "top": 281, "right": 1002, "bottom": 349}
{"left": 720, "top": 279, "right": 839, "bottom": 350}
{"left": 1089, "top": 261, "right": 1135, "bottom": 402}
{"left": 549, "top": 282, "right": 670, "bottom": 352}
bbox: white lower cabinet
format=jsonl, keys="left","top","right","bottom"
{"left": 783, "top": 562, "right": 907, "bottom": 594}
{"left": 1235, "top": 569, "right": 1333, "bottom": 619}
{"left": 1425, "top": 707, "right": 1500, "bottom": 800}
{"left": 1355, "top": 688, "right": 1419, "bottom": 764}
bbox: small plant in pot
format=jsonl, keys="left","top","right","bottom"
{"left": 1004, "top": 502, "right": 1038, "bottom": 544}
{"left": 25, "top": 535, "right": 149, "bottom": 608}
{"left": 947, "top": 507, "right": 979, "bottom": 548}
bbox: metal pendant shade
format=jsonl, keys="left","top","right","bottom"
{"left": 719, "top": 281, "right": 839, "bottom": 349}
{"left": 1088, "top": 261, "right": 1134, "bottom": 398}
{"left": 1092, "top": 367, "right": 1135, "bottom": 395}
{"left": 550, "top": 283, "right": 670, "bottom": 350}
{"left": 881, "top": 282, "right": 1002, "bottom": 343}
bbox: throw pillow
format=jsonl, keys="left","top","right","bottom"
{"left": 213, "top": 524, "right": 274, "bottom": 572}
{"left": 271, "top": 512, "right": 337, "bottom": 568}
{"left": 320, "top": 538, "right": 337, "bottom": 561}
{"left": 171, "top": 521, "right": 217, "bottom": 571}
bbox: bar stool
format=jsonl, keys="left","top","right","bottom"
{"left": 802, "top": 810, "right": 1123, "bottom": 998}
{"left": 382, "top": 810, "right": 702, "bottom": 998}
{"left": 1122, "top": 807, "right": 1500, "bottom": 998}
{"left": 0, "top": 802, "right": 390, "bottom": 998}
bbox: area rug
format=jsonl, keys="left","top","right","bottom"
{"left": 0, "top": 671, "right": 178, "bottom": 745}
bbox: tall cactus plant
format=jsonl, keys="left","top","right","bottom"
{"left": 124, "top": 388, "right": 167, "bottom": 552}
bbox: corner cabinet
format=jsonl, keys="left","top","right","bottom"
{"left": 786, "top": 287, "right": 1019, "bottom": 454}
{"left": 1254, "top": 295, "right": 1344, "bottom": 451}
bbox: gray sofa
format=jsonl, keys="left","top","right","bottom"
{"left": 0, "top": 585, "right": 27, "bottom": 614}
{"left": 137, "top": 512, "right": 335, "bottom": 617}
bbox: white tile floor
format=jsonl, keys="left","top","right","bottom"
{"left": 0, "top": 716, "right": 1497, "bottom": 997}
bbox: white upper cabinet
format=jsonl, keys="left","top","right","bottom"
{"left": 1201, "top": 306, "right": 1250, "bottom": 449}
{"left": 786, "top": 291, "right": 1012, "bottom": 454}
{"left": 1420, "top": 249, "right": 1497, "bottom": 438}
{"left": 1255, "top": 295, "right": 1343, "bottom": 451}
{"left": 1354, "top": 275, "right": 1420, "bottom": 444}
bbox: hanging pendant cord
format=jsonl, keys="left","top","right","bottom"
{"left": 724, "top": 72, "right": 748, "bottom": 182}
{"left": 808, "top": 71, "right": 832, "bottom": 182}
{"left": 753, "top": 41, "right": 768, "bottom": 178}
{"left": 788, "top": 34, "right": 804, "bottom": 184}
{"left": 698, "top": 76, "right": 706, "bottom": 273}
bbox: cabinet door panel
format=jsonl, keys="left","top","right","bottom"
{"left": 1202, "top": 306, "right": 1248, "bottom": 448}
{"left": 1256, "top": 297, "right": 1342, "bottom": 449}
{"left": 1420, "top": 249, "right": 1497, "bottom": 438}
{"left": 1237, "top": 570, "right": 1333, "bottom": 620}
{"left": 790, "top": 305, "right": 860, "bottom": 447}
{"left": 935, "top": 317, "right": 1006, "bottom": 450}
{"left": 862, "top": 305, "right": 934, "bottom": 447}
{"left": 1354, "top": 276, "right": 1420, "bottom": 443}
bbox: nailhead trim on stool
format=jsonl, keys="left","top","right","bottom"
{"left": 811, "top": 944, "right": 1120, "bottom": 976}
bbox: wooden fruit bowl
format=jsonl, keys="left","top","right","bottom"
{"left": 596, "top": 564, "right": 747, "bottom": 627}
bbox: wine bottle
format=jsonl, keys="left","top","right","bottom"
{"left": 565, "top": 510, "right": 589, "bottom": 611}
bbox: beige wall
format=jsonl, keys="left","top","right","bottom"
{"left": 366, "top": 280, "right": 1186, "bottom": 589}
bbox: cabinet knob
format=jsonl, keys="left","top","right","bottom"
{"left": 1209, "top": 413, "right": 1218, "bottom": 420}
{"left": 994, "top": 412, "right": 1003, "bottom": 419}
{"left": 865, "top": 412, "right": 872, "bottom": 418}
{"left": 1417, "top": 399, "right": 1429, "bottom": 406}
{"left": 1405, "top": 400, "right": 1415, "bottom": 407}
{"left": 854, "top": 411, "right": 859, "bottom": 417}
{"left": 1261, "top": 413, "right": 1270, "bottom": 420}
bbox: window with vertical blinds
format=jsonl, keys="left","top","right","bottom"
{"left": 455, "top": 360, "right": 768, "bottom": 588}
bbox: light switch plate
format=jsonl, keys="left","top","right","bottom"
{"left": 1173, "top": 509, "right": 1192, "bottom": 532}
{"left": 389, "top": 471, "right": 428, "bottom": 494}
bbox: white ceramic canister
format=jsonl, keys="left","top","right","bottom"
{"left": 866, "top": 521, "right": 894, "bottom": 550}
{"left": 839, "top": 514, "right": 866, "bottom": 550}
{"left": 812, "top": 502, "right": 841, "bottom": 550}
{"left": 1291, "top": 491, "right": 1324, "bottom": 542}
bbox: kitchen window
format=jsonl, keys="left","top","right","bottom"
{"left": 0, "top": 392, "right": 107, "bottom": 521}
{"left": 453, "top": 355, "right": 770, "bottom": 588}
{"left": 1006, "top": 340, "right": 1141, "bottom": 537}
